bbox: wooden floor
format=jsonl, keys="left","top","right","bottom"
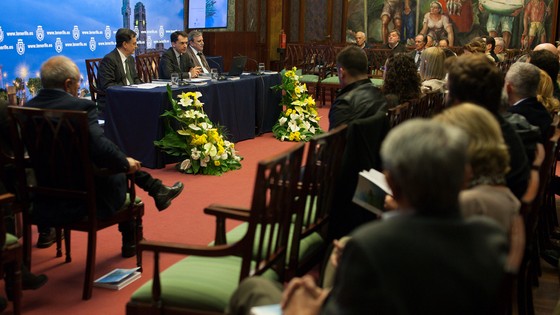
{"left": 534, "top": 258, "right": 559, "bottom": 314}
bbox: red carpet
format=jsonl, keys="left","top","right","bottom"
{"left": 9, "top": 107, "right": 330, "bottom": 315}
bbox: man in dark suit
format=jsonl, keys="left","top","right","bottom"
{"left": 382, "top": 29, "right": 407, "bottom": 55}
{"left": 159, "top": 31, "right": 201, "bottom": 79}
{"left": 185, "top": 30, "right": 211, "bottom": 74}
{"left": 409, "top": 33, "right": 426, "bottom": 69}
{"left": 228, "top": 119, "right": 509, "bottom": 315}
{"left": 506, "top": 62, "right": 552, "bottom": 143}
{"left": 25, "top": 56, "right": 184, "bottom": 258}
{"left": 97, "top": 28, "right": 143, "bottom": 112}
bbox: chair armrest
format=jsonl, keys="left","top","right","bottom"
{"left": 138, "top": 239, "right": 244, "bottom": 257}
{"left": 204, "top": 204, "right": 251, "bottom": 245}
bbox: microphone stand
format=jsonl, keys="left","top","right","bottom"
{"left": 239, "top": 53, "right": 262, "bottom": 75}
{"left": 206, "top": 57, "right": 226, "bottom": 80}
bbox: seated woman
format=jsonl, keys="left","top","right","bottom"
{"left": 537, "top": 68, "right": 560, "bottom": 115}
{"left": 420, "top": 1, "right": 454, "bottom": 47}
{"left": 434, "top": 103, "right": 530, "bottom": 231}
{"left": 381, "top": 53, "right": 421, "bottom": 108}
{"left": 419, "top": 47, "right": 447, "bottom": 94}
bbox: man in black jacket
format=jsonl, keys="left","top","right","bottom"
{"left": 25, "top": 56, "right": 184, "bottom": 257}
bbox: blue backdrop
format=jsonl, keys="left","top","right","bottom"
{"left": 0, "top": 0, "right": 184, "bottom": 97}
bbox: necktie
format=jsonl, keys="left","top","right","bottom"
{"left": 177, "top": 54, "right": 183, "bottom": 71}
{"left": 197, "top": 52, "right": 210, "bottom": 72}
{"left": 125, "top": 60, "right": 134, "bottom": 85}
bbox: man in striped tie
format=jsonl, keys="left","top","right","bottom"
{"left": 186, "top": 30, "right": 211, "bottom": 74}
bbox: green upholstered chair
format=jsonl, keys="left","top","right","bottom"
{"left": 298, "top": 44, "right": 336, "bottom": 105}
{"left": 0, "top": 193, "right": 22, "bottom": 315}
{"left": 210, "top": 125, "right": 348, "bottom": 281}
{"left": 126, "top": 143, "right": 305, "bottom": 315}
{"left": 8, "top": 106, "right": 144, "bottom": 300}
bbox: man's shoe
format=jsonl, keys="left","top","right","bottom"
{"left": 121, "top": 244, "right": 136, "bottom": 258}
{"left": 36, "top": 228, "right": 56, "bottom": 248}
{"left": 541, "top": 249, "right": 559, "bottom": 268}
{"left": 153, "top": 182, "right": 184, "bottom": 211}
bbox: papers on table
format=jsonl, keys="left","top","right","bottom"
{"left": 126, "top": 82, "right": 169, "bottom": 89}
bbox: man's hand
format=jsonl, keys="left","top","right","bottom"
{"left": 126, "top": 157, "right": 141, "bottom": 174}
{"left": 281, "top": 275, "right": 329, "bottom": 315}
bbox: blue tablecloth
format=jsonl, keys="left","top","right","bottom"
{"left": 104, "top": 73, "right": 282, "bottom": 169}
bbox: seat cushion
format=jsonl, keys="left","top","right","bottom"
{"left": 3, "top": 233, "right": 18, "bottom": 249}
{"left": 130, "top": 255, "right": 279, "bottom": 312}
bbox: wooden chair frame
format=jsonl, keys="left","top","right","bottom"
{"left": 135, "top": 52, "right": 161, "bottom": 83}
{"left": 8, "top": 106, "right": 144, "bottom": 300}
{"left": 0, "top": 193, "right": 22, "bottom": 315}
{"left": 85, "top": 58, "right": 105, "bottom": 104}
{"left": 126, "top": 143, "right": 305, "bottom": 315}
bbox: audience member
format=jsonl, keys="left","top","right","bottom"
{"left": 537, "top": 68, "right": 560, "bottom": 114}
{"left": 382, "top": 29, "right": 407, "bottom": 54}
{"left": 228, "top": 119, "right": 510, "bottom": 315}
{"left": 418, "top": 46, "right": 446, "bottom": 93}
{"left": 505, "top": 62, "right": 552, "bottom": 142}
{"left": 447, "top": 54, "right": 530, "bottom": 199}
{"left": 483, "top": 35, "right": 500, "bottom": 63}
{"left": 426, "top": 34, "right": 435, "bottom": 47}
{"left": 494, "top": 37, "right": 506, "bottom": 61}
{"left": 158, "top": 31, "right": 201, "bottom": 79}
{"left": 438, "top": 38, "right": 449, "bottom": 48}
{"left": 186, "top": 30, "right": 211, "bottom": 74}
{"left": 409, "top": 33, "right": 426, "bottom": 69}
{"left": 98, "top": 28, "right": 142, "bottom": 112}
{"left": 462, "top": 37, "right": 486, "bottom": 55}
{"left": 328, "top": 45, "right": 386, "bottom": 129}
{"left": 25, "top": 56, "right": 184, "bottom": 258}
{"left": 354, "top": 31, "right": 370, "bottom": 49}
{"left": 529, "top": 49, "right": 560, "bottom": 100}
{"left": 382, "top": 53, "right": 421, "bottom": 107}
{"left": 534, "top": 42, "right": 560, "bottom": 59}
{"left": 434, "top": 103, "right": 520, "bottom": 231}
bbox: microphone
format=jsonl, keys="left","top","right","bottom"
{"left": 239, "top": 53, "right": 262, "bottom": 75}
{"left": 206, "top": 57, "right": 223, "bottom": 75}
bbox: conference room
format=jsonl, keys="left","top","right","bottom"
{"left": 1, "top": 0, "right": 560, "bottom": 314}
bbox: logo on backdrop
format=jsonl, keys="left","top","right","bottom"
{"left": 89, "top": 37, "right": 96, "bottom": 52}
{"left": 72, "top": 25, "right": 80, "bottom": 40}
{"left": 104, "top": 26, "right": 111, "bottom": 40}
{"left": 158, "top": 25, "right": 164, "bottom": 38}
{"left": 0, "top": 27, "right": 4, "bottom": 43}
{"left": 16, "top": 39, "right": 25, "bottom": 55}
{"left": 55, "top": 38, "right": 63, "bottom": 53}
{"left": 36, "top": 26, "right": 44, "bottom": 41}
{"left": 147, "top": 35, "right": 152, "bottom": 49}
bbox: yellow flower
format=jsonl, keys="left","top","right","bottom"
{"left": 285, "top": 108, "right": 293, "bottom": 116}
{"left": 214, "top": 160, "right": 221, "bottom": 166}
{"left": 191, "top": 134, "right": 208, "bottom": 146}
{"left": 306, "top": 96, "right": 315, "bottom": 107}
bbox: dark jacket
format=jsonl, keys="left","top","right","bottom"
{"left": 159, "top": 47, "right": 195, "bottom": 79}
{"left": 329, "top": 79, "right": 387, "bottom": 130}
{"left": 25, "top": 89, "right": 129, "bottom": 224}
{"left": 508, "top": 97, "right": 553, "bottom": 143}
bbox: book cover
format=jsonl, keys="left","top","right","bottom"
{"left": 94, "top": 267, "right": 141, "bottom": 290}
{"left": 352, "top": 168, "right": 393, "bottom": 216}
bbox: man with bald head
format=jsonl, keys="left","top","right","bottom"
{"left": 25, "top": 56, "right": 184, "bottom": 258}
{"left": 534, "top": 42, "right": 559, "bottom": 56}
{"left": 354, "top": 31, "right": 371, "bottom": 49}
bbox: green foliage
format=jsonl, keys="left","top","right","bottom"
{"left": 153, "top": 85, "right": 243, "bottom": 175}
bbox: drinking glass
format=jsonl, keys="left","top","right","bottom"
{"left": 258, "top": 62, "right": 265, "bottom": 75}
{"left": 210, "top": 68, "right": 218, "bottom": 81}
{"left": 170, "top": 73, "right": 179, "bottom": 87}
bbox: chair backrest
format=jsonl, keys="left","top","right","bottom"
{"left": 135, "top": 52, "right": 161, "bottom": 83}
{"left": 287, "top": 125, "right": 348, "bottom": 278}
{"left": 85, "top": 58, "right": 104, "bottom": 103}
{"left": 8, "top": 106, "right": 97, "bottom": 225}
{"left": 239, "top": 142, "right": 305, "bottom": 281}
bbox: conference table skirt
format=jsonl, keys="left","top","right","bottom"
{"left": 104, "top": 73, "right": 282, "bottom": 169}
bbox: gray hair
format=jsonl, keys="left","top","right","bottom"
{"left": 188, "top": 30, "right": 203, "bottom": 42}
{"left": 505, "top": 62, "right": 540, "bottom": 98}
{"left": 40, "top": 56, "right": 80, "bottom": 89}
{"left": 381, "top": 119, "right": 469, "bottom": 214}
